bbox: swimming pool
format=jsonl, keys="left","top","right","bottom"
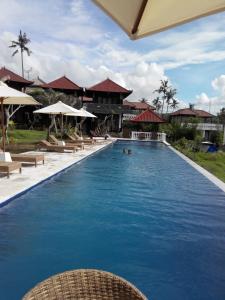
{"left": 0, "top": 141, "right": 225, "bottom": 300}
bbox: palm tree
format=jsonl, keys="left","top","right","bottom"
{"left": 165, "top": 88, "right": 177, "bottom": 113}
{"left": 152, "top": 97, "right": 162, "bottom": 112}
{"left": 170, "top": 98, "right": 179, "bottom": 111}
{"left": 154, "top": 80, "right": 169, "bottom": 115}
{"left": 9, "top": 30, "right": 31, "bottom": 78}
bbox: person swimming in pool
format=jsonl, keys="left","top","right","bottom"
{"left": 123, "top": 148, "right": 132, "bottom": 155}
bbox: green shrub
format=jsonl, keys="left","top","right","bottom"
{"left": 210, "top": 131, "right": 223, "bottom": 145}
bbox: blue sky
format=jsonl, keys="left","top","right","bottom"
{"left": 0, "top": 0, "right": 225, "bottom": 113}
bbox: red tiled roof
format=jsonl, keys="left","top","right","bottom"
{"left": 132, "top": 109, "right": 165, "bottom": 123}
{"left": 123, "top": 100, "right": 155, "bottom": 110}
{"left": 42, "top": 76, "right": 82, "bottom": 90}
{"left": 195, "top": 109, "right": 214, "bottom": 117}
{"left": 170, "top": 108, "right": 213, "bottom": 117}
{"left": 0, "top": 67, "right": 32, "bottom": 84}
{"left": 170, "top": 108, "right": 196, "bottom": 116}
{"left": 88, "top": 78, "right": 132, "bottom": 94}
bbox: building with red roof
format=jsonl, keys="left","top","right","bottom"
{"left": 0, "top": 67, "right": 33, "bottom": 90}
{"left": 85, "top": 78, "right": 132, "bottom": 132}
{"left": 41, "top": 76, "right": 83, "bottom": 95}
{"left": 86, "top": 78, "right": 132, "bottom": 95}
{"left": 131, "top": 109, "right": 165, "bottom": 123}
{"left": 170, "top": 107, "right": 214, "bottom": 123}
{"left": 123, "top": 100, "right": 155, "bottom": 111}
{"left": 169, "top": 105, "right": 224, "bottom": 141}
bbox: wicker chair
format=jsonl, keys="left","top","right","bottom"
{"left": 22, "top": 269, "right": 147, "bottom": 300}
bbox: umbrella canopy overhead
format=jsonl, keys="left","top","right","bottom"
{"left": 33, "top": 101, "right": 80, "bottom": 115}
{"left": 93, "top": 0, "right": 225, "bottom": 39}
{"left": 66, "top": 108, "right": 97, "bottom": 118}
{"left": 0, "top": 81, "right": 40, "bottom": 105}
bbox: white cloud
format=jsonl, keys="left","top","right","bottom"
{"left": 195, "top": 75, "right": 225, "bottom": 113}
{"left": 212, "top": 75, "right": 225, "bottom": 95}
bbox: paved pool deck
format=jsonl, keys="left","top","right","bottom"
{"left": 0, "top": 140, "right": 114, "bottom": 207}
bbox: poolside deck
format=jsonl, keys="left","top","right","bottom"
{"left": 0, "top": 140, "right": 114, "bottom": 207}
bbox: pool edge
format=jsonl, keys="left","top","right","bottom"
{"left": 169, "top": 145, "right": 225, "bottom": 193}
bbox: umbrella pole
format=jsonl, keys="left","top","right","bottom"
{"left": 61, "top": 113, "right": 63, "bottom": 140}
{"left": 0, "top": 98, "right": 5, "bottom": 152}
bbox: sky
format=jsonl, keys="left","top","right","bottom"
{"left": 0, "top": 0, "right": 225, "bottom": 114}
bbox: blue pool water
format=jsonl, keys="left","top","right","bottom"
{"left": 0, "top": 141, "right": 225, "bottom": 300}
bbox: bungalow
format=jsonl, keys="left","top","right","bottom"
{"left": 170, "top": 106, "right": 223, "bottom": 140}
{"left": 123, "top": 100, "right": 155, "bottom": 121}
{"left": 0, "top": 67, "right": 35, "bottom": 127}
{"left": 0, "top": 66, "right": 32, "bottom": 91}
{"left": 41, "top": 75, "right": 83, "bottom": 97}
{"left": 85, "top": 78, "right": 132, "bottom": 133}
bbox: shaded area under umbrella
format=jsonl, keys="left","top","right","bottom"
{"left": 0, "top": 81, "right": 40, "bottom": 151}
{"left": 33, "top": 101, "right": 81, "bottom": 139}
{"left": 66, "top": 107, "right": 97, "bottom": 135}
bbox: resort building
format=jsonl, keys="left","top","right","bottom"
{"left": 0, "top": 67, "right": 36, "bottom": 127}
{"left": 123, "top": 108, "right": 165, "bottom": 139}
{"left": 170, "top": 106, "right": 224, "bottom": 140}
{"left": 85, "top": 78, "right": 132, "bottom": 133}
{"left": 123, "top": 99, "right": 155, "bottom": 121}
{"left": 0, "top": 66, "right": 33, "bottom": 91}
{"left": 41, "top": 75, "right": 83, "bottom": 98}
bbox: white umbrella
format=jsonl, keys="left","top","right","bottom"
{"left": 93, "top": 0, "right": 225, "bottom": 39}
{"left": 33, "top": 101, "right": 80, "bottom": 115}
{"left": 0, "top": 81, "right": 40, "bottom": 151}
{"left": 33, "top": 101, "right": 80, "bottom": 138}
{"left": 66, "top": 108, "right": 96, "bottom": 135}
{"left": 66, "top": 108, "right": 96, "bottom": 118}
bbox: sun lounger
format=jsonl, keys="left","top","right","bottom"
{"left": 66, "top": 133, "right": 95, "bottom": 145}
{"left": 49, "top": 135, "right": 84, "bottom": 150}
{"left": 11, "top": 154, "right": 45, "bottom": 167}
{"left": 0, "top": 161, "right": 22, "bottom": 178}
{"left": 38, "top": 140, "right": 78, "bottom": 153}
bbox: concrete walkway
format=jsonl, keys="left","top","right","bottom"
{"left": 0, "top": 140, "right": 113, "bottom": 207}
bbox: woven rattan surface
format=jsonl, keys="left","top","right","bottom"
{"left": 22, "top": 269, "right": 147, "bottom": 300}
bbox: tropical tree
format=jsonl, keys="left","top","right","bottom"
{"left": 165, "top": 87, "right": 177, "bottom": 113}
{"left": 9, "top": 30, "right": 31, "bottom": 78}
{"left": 170, "top": 98, "right": 179, "bottom": 111}
{"left": 152, "top": 96, "right": 162, "bottom": 112}
{"left": 154, "top": 80, "right": 178, "bottom": 115}
{"left": 218, "top": 107, "right": 225, "bottom": 125}
{"left": 154, "top": 80, "right": 168, "bottom": 115}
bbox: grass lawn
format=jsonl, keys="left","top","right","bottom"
{"left": 176, "top": 147, "right": 225, "bottom": 183}
{"left": 7, "top": 129, "right": 47, "bottom": 144}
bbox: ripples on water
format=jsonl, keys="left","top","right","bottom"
{"left": 0, "top": 141, "right": 225, "bottom": 300}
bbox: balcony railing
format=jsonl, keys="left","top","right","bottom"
{"left": 181, "top": 123, "right": 223, "bottom": 131}
{"left": 131, "top": 131, "right": 166, "bottom": 142}
{"left": 123, "top": 113, "right": 136, "bottom": 120}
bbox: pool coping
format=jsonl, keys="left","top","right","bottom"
{"left": 0, "top": 141, "right": 115, "bottom": 208}
{"left": 169, "top": 145, "right": 225, "bottom": 193}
